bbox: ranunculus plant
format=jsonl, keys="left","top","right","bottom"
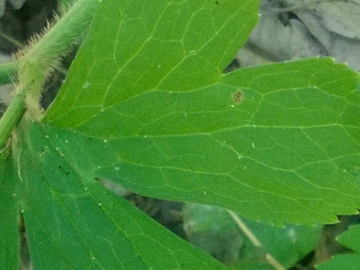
{"left": 1, "top": 0, "right": 359, "bottom": 269}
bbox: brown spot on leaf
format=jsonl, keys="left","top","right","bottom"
{"left": 232, "top": 90, "right": 243, "bottom": 105}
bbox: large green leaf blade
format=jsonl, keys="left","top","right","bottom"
{"left": 41, "top": 0, "right": 360, "bottom": 225}
{"left": 13, "top": 118, "right": 225, "bottom": 269}
{"left": 43, "top": 0, "right": 259, "bottom": 125}
{"left": 42, "top": 58, "right": 360, "bottom": 225}
{"left": 0, "top": 153, "right": 19, "bottom": 270}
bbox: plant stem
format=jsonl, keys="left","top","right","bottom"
{"left": 227, "top": 210, "right": 286, "bottom": 270}
{"left": 21, "top": 0, "right": 98, "bottom": 72}
{"left": 0, "top": 0, "right": 98, "bottom": 148}
{"left": 0, "top": 94, "right": 25, "bottom": 148}
{"left": 17, "top": 0, "right": 98, "bottom": 117}
{"left": 0, "top": 62, "right": 17, "bottom": 86}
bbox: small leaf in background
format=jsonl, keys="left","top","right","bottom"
{"left": 183, "top": 203, "right": 243, "bottom": 265}
{"left": 238, "top": 218, "right": 321, "bottom": 269}
{"left": 183, "top": 203, "right": 322, "bottom": 269}
{"left": 317, "top": 223, "right": 360, "bottom": 270}
{"left": 59, "top": 0, "right": 73, "bottom": 5}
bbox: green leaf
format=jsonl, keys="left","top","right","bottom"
{"left": 183, "top": 203, "right": 321, "bottom": 268}
{"left": 44, "top": 0, "right": 259, "bottom": 125}
{"left": 238, "top": 218, "right": 321, "bottom": 268}
{"left": 59, "top": 0, "right": 73, "bottom": 5}
{"left": 0, "top": 62, "right": 17, "bottom": 86}
{"left": 316, "top": 223, "right": 360, "bottom": 269}
{"left": 337, "top": 223, "right": 360, "bottom": 253}
{"left": 13, "top": 117, "right": 225, "bottom": 269}
{"left": 316, "top": 254, "right": 360, "bottom": 270}
{"left": 0, "top": 153, "right": 19, "bottom": 270}
{"left": 183, "top": 203, "right": 243, "bottom": 264}
{"left": 41, "top": 0, "right": 360, "bottom": 226}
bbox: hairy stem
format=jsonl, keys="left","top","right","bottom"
{"left": 0, "top": 0, "right": 98, "bottom": 148}
{"left": 17, "top": 0, "right": 98, "bottom": 117}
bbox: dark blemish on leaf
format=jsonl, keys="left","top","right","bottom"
{"left": 58, "top": 165, "right": 70, "bottom": 176}
{"left": 215, "top": 0, "right": 219, "bottom": 4}
{"left": 232, "top": 90, "right": 243, "bottom": 105}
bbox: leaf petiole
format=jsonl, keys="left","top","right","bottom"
{"left": 0, "top": 0, "right": 99, "bottom": 148}
{"left": 0, "top": 93, "right": 25, "bottom": 148}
